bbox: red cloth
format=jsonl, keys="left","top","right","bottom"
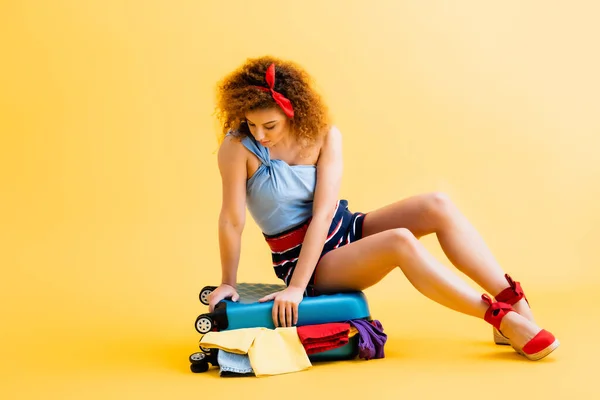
{"left": 296, "top": 323, "right": 351, "bottom": 355}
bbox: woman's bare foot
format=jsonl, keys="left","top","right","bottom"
{"left": 498, "top": 311, "right": 541, "bottom": 350}
{"left": 511, "top": 298, "right": 536, "bottom": 323}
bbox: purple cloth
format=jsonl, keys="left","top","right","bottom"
{"left": 348, "top": 319, "right": 387, "bottom": 360}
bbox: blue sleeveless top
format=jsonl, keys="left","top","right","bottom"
{"left": 233, "top": 133, "right": 317, "bottom": 235}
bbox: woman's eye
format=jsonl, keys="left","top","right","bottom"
{"left": 265, "top": 126, "right": 275, "bottom": 130}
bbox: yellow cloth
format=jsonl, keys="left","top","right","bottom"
{"left": 199, "top": 327, "right": 312, "bottom": 377}
{"left": 348, "top": 326, "right": 358, "bottom": 338}
{"left": 199, "top": 328, "right": 259, "bottom": 355}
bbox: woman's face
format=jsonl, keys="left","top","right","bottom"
{"left": 245, "top": 108, "right": 290, "bottom": 147}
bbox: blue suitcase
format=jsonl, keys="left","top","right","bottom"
{"left": 189, "top": 283, "right": 372, "bottom": 373}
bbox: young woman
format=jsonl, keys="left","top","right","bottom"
{"left": 207, "top": 56, "right": 559, "bottom": 361}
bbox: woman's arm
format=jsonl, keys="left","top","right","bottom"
{"left": 288, "top": 126, "right": 343, "bottom": 291}
{"left": 216, "top": 135, "right": 248, "bottom": 288}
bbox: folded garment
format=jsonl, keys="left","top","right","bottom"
{"left": 348, "top": 319, "right": 387, "bottom": 360}
{"left": 199, "top": 328, "right": 259, "bottom": 355}
{"left": 217, "top": 350, "right": 254, "bottom": 377}
{"left": 248, "top": 327, "right": 312, "bottom": 376}
{"left": 199, "top": 327, "right": 311, "bottom": 377}
{"left": 297, "top": 322, "right": 350, "bottom": 355}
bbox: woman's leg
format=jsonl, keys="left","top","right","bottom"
{"left": 313, "top": 228, "right": 541, "bottom": 349}
{"left": 360, "top": 192, "right": 534, "bottom": 322}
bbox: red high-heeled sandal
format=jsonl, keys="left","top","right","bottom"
{"left": 493, "top": 274, "right": 529, "bottom": 345}
{"left": 482, "top": 294, "right": 559, "bottom": 361}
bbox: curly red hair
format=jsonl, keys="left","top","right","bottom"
{"left": 214, "top": 56, "right": 330, "bottom": 146}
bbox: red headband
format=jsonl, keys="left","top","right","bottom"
{"left": 253, "top": 63, "right": 294, "bottom": 118}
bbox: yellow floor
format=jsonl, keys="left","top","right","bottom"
{"left": 3, "top": 1, "right": 600, "bottom": 399}
{"left": 2, "top": 280, "right": 597, "bottom": 400}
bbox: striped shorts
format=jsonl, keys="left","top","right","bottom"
{"left": 263, "top": 199, "right": 367, "bottom": 297}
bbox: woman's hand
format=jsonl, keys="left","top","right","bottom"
{"left": 259, "top": 286, "right": 304, "bottom": 327}
{"left": 208, "top": 283, "right": 240, "bottom": 312}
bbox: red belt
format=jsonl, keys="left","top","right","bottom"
{"left": 264, "top": 219, "right": 311, "bottom": 253}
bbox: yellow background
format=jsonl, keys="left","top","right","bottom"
{"left": 1, "top": 1, "right": 599, "bottom": 398}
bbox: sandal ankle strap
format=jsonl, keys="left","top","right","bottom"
{"left": 495, "top": 274, "right": 529, "bottom": 306}
{"left": 482, "top": 294, "right": 514, "bottom": 330}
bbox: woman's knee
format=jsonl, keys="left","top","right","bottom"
{"left": 423, "top": 192, "right": 455, "bottom": 224}
{"left": 385, "top": 228, "right": 420, "bottom": 260}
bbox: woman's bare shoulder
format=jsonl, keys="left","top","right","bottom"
{"left": 218, "top": 134, "right": 248, "bottom": 165}
{"left": 327, "top": 125, "right": 342, "bottom": 140}
{"left": 319, "top": 125, "right": 342, "bottom": 150}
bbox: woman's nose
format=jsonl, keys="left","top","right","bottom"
{"left": 254, "top": 129, "right": 264, "bottom": 140}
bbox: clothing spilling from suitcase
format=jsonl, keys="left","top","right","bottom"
{"left": 190, "top": 283, "right": 387, "bottom": 377}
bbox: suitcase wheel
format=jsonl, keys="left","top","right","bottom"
{"left": 195, "top": 314, "right": 214, "bottom": 334}
{"left": 199, "top": 286, "right": 217, "bottom": 306}
{"left": 200, "top": 345, "right": 211, "bottom": 353}
{"left": 189, "top": 352, "right": 206, "bottom": 364}
{"left": 190, "top": 361, "right": 209, "bottom": 373}
{"left": 189, "top": 351, "right": 218, "bottom": 373}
